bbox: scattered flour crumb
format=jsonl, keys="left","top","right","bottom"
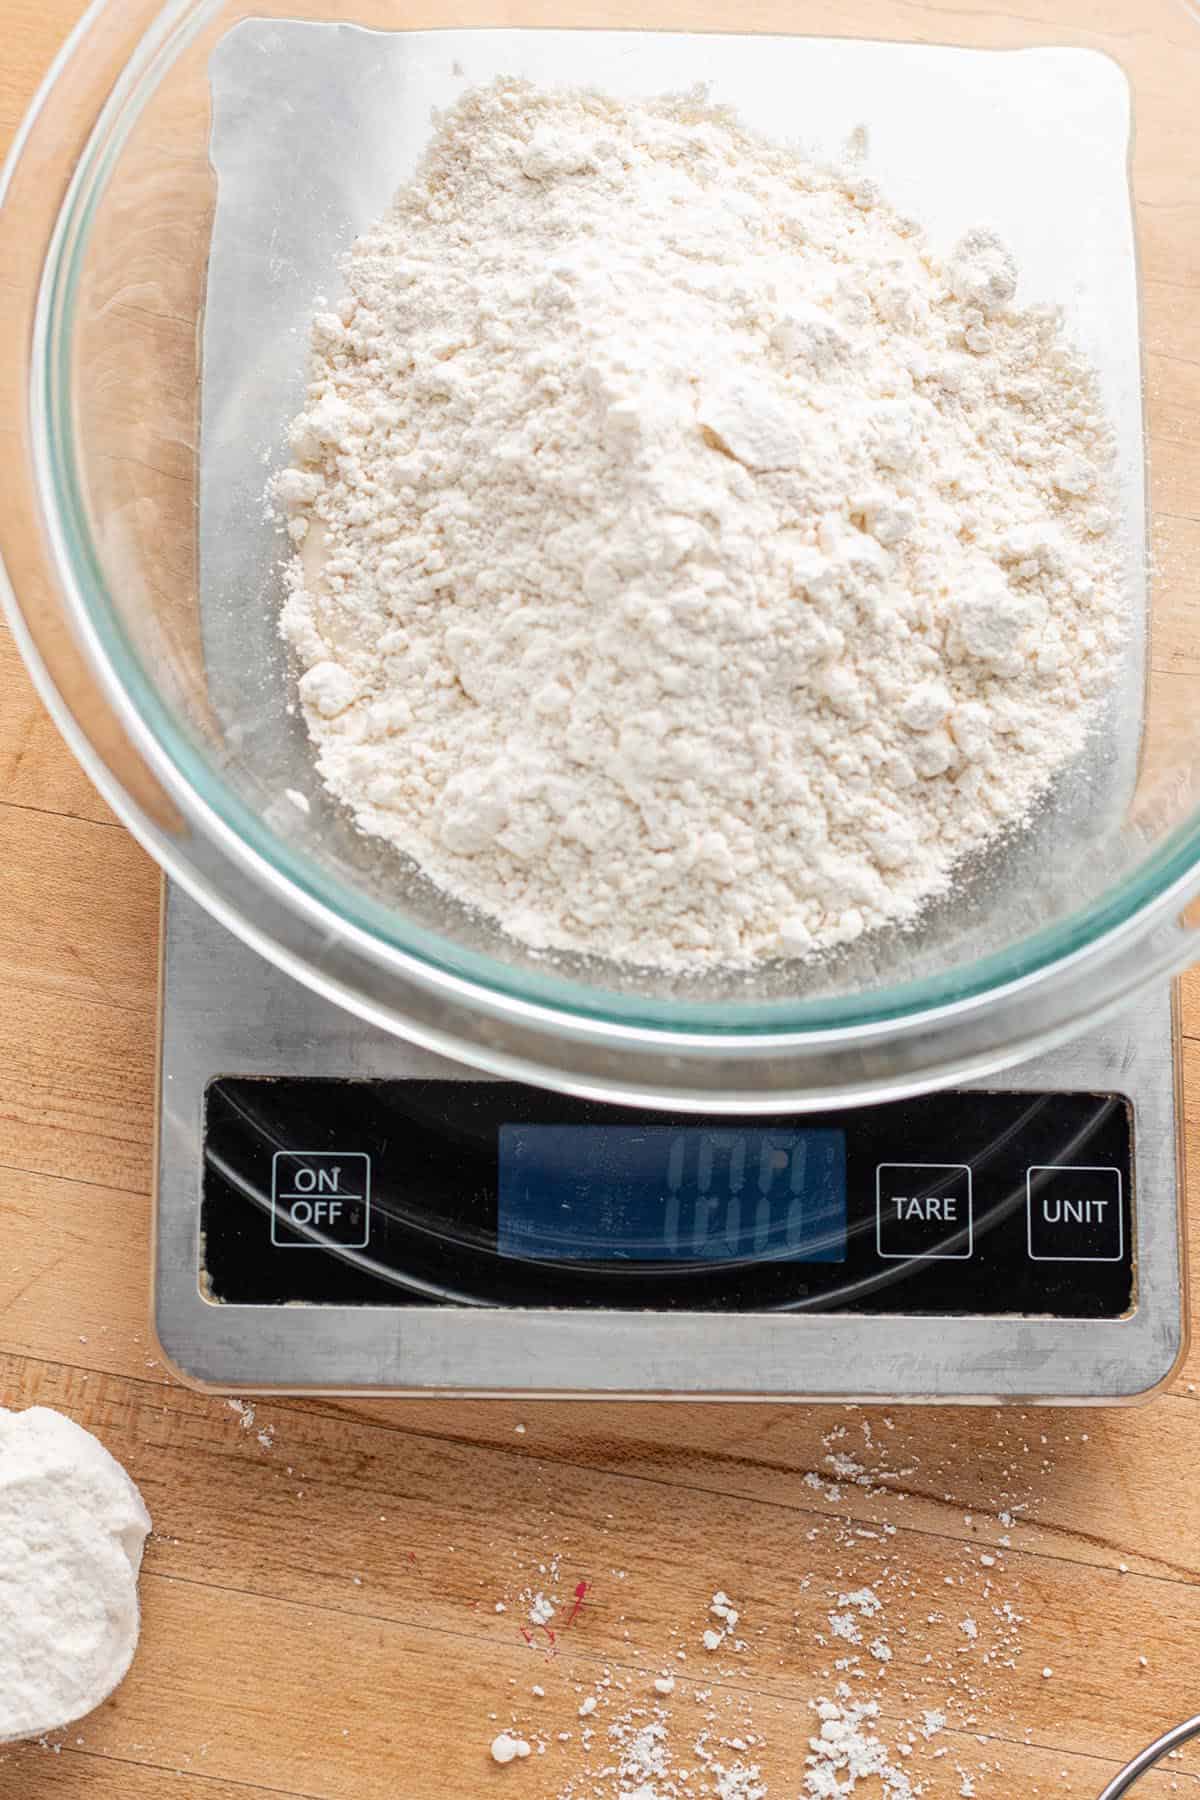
{"left": 702, "top": 1592, "right": 743, "bottom": 1656}
{"left": 491, "top": 1733, "right": 531, "bottom": 1765}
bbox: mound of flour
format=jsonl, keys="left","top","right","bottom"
{"left": 278, "top": 77, "right": 1125, "bottom": 969}
{"left": 0, "top": 1407, "right": 151, "bottom": 1743}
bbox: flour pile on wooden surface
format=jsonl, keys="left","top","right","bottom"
{"left": 280, "top": 76, "right": 1126, "bottom": 970}
{"left": 0, "top": 1407, "right": 151, "bottom": 1745}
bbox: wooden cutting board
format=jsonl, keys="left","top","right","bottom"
{"left": 3, "top": 5, "right": 1200, "bottom": 1797}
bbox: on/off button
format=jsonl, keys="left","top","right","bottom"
{"left": 271, "top": 1150, "right": 372, "bottom": 1248}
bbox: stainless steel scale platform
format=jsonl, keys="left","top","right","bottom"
{"left": 154, "top": 885, "right": 1187, "bottom": 1403}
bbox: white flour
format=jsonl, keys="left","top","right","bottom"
{"left": 484, "top": 1410, "right": 1065, "bottom": 1798}
{"left": 0, "top": 1407, "right": 151, "bottom": 1744}
{"left": 279, "top": 77, "right": 1125, "bottom": 969}
{"left": 492, "top": 1731, "right": 533, "bottom": 1764}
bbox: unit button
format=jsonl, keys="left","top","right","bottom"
{"left": 1026, "top": 1165, "right": 1123, "bottom": 1262}
{"left": 271, "top": 1150, "right": 372, "bottom": 1248}
{"left": 876, "top": 1164, "right": 973, "bottom": 1260}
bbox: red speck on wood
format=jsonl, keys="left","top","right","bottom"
{"left": 565, "top": 1580, "right": 590, "bottom": 1627}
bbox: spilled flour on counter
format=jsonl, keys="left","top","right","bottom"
{"left": 476, "top": 1407, "right": 1085, "bottom": 1797}
{"left": 278, "top": 77, "right": 1127, "bottom": 969}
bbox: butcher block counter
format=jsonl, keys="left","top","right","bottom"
{"left": 5, "top": 3, "right": 1200, "bottom": 1796}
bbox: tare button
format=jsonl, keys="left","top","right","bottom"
{"left": 271, "top": 1150, "right": 372, "bottom": 1248}
{"left": 876, "top": 1163, "right": 973, "bottom": 1260}
{"left": 1026, "top": 1165, "right": 1123, "bottom": 1262}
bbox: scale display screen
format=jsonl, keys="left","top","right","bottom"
{"left": 497, "top": 1125, "right": 846, "bottom": 1262}
{"left": 200, "top": 1078, "right": 1135, "bottom": 1316}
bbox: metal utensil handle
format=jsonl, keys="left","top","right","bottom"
{"left": 1098, "top": 1715, "right": 1200, "bottom": 1798}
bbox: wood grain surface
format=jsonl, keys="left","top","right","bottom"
{"left": 4, "top": 4, "right": 1200, "bottom": 1798}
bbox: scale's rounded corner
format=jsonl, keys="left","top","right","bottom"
{"left": 147, "top": 1318, "right": 206, "bottom": 1394}
{"left": 1110, "top": 1322, "right": 1191, "bottom": 1408}
{"left": 149, "top": 1301, "right": 231, "bottom": 1397}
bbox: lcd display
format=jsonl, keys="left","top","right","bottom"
{"left": 498, "top": 1125, "right": 847, "bottom": 1262}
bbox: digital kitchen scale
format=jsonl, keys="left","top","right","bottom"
{"left": 154, "top": 885, "right": 1187, "bottom": 1403}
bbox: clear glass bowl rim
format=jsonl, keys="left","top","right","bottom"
{"left": 15, "top": 0, "right": 1200, "bottom": 1045}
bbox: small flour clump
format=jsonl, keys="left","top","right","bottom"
{"left": 279, "top": 77, "right": 1126, "bottom": 969}
{"left": 491, "top": 1731, "right": 532, "bottom": 1764}
{"left": 804, "top": 1695, "right": 916, "bottom": 1797}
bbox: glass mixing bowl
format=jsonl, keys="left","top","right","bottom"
{"left": 2, "top": 0, "right": 1200, "bottom": 1110}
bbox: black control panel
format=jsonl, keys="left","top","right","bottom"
{"left": 200, "top": 1078, "right": 1135, "bottom": 1316}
